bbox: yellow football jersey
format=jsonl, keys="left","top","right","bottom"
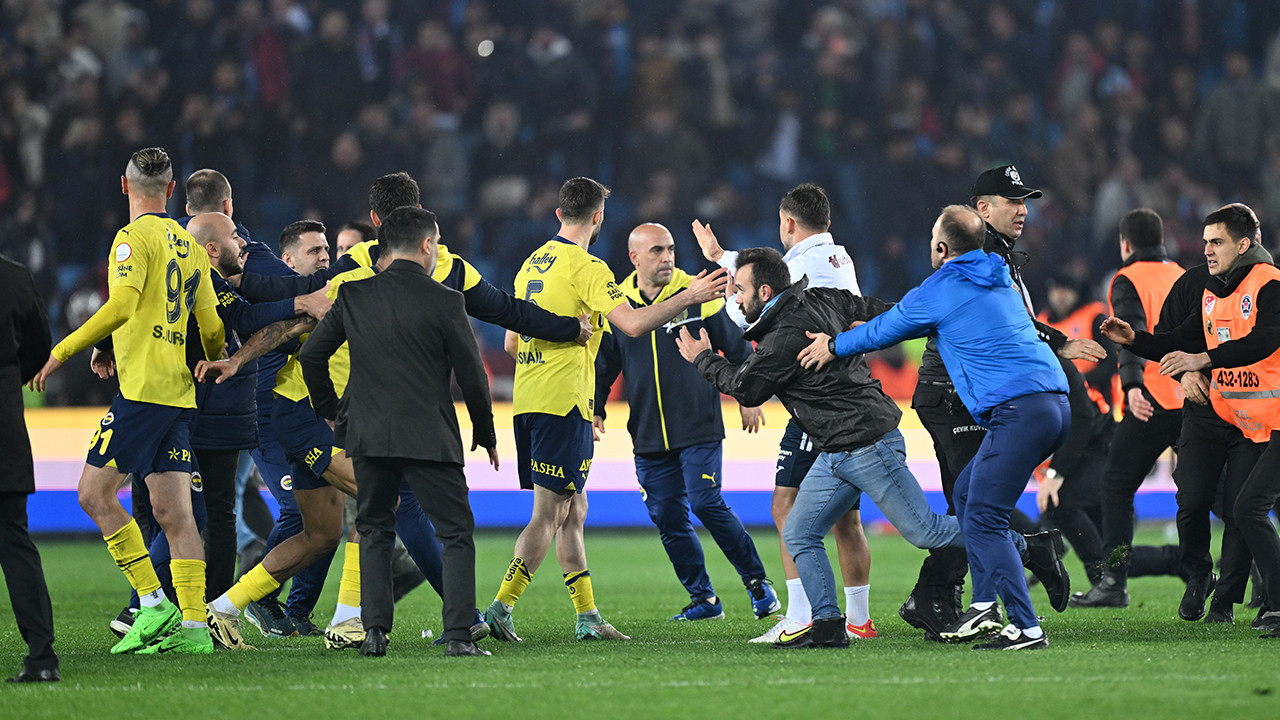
{"left": 108, "top": 214, "right": 217, "bottom": 408}
{"left": 511, "top": 238, "right": 626, "bottom": 420}
{"left": 346, "top": 239, "right": 481, "bottom": 291}
{"left": 273, "top": 266, "right": 376, "bottom": 402}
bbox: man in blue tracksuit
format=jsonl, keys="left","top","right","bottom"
{"left": 594, "top": 224, "right": 778, "bottom": 622}
{"left": 799, "top": 204, "right": 1071, "bottom": 650}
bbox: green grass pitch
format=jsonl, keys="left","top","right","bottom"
{"left": 0, "top": 526, "right": 1276, "bottom": 719}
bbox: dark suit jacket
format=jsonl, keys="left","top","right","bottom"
{"left": 0, "top": 257, "right": 52, "bottom": 493}
{"left": 299, "top": 259, "right": 496, "bottom": 463}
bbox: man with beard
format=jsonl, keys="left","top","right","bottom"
{"left": 483, "top": 177, "right": 728, "bottom": 643}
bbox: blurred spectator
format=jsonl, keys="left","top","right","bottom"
{"left": 1194, "top": 50, "right": 1272, "bottom": 197}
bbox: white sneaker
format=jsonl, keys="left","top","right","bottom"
{"left": 748, "top": 615, "right": 809, "bottom": 644}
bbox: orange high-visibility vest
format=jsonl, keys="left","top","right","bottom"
{"left": 1202, "top": 263, "right": 1280, "bottom": 442}
{"left": 1111, "top": 261, "right": 1186, "bottom": 411}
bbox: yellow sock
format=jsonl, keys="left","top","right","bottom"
{"left": 338, "top": 543, "right": 361, "bottom": 608}
{"left": 225, "top": 564, "right": 281, "bottom": 611}
{"left": 564, "top": 570, "right": 596, "bottom": 615}
{"left": 104, "top": 519, "right": 162, "bottom": 596}
{"left": 496, "top": 557, "right": 532, "bottom": 607}
{"left": 170, "top": 558, "right": 207, "bottom": 624}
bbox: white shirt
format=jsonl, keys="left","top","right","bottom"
{"left": 718, "top": 232, "right": 861, "bottom": 329}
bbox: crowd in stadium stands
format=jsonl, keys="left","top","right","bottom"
{"left": 2, "top": 0, "right": 1280, "bottom": 405}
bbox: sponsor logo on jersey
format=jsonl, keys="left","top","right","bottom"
{"left": 102, "top": 411, "right": 115, "bottom": 426}
{"left": 191, "top": 472, "right": 203, "bottom": 492}
{"left": 281, "top": 475, "right": 293, "bottom": 491}
{"left": 115, "top": 243, "right": 132, "bottom": 263}
{"left": 527, "top": 252, "right": 557, "bottom": 273}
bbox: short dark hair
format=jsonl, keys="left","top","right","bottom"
{"left": 380, "top": 206, "right": 439, "bottom": 254}
{"left": 279, "top": 220, "right": 326, "bottom": 255}
{"left": 558, "top": 177, "right": 610, "bottom": 223}
{"left": 735, "top": 247, "right": 792, "bottom": 295}
{"left": 185, "top": 169, "right": 231, "bottom": 213}
{"left": 938, "top": 205, "right": 986, "bottom": 255}
{"left": 1119, "top": 208, "right": 1163, "bottom": 248}
{"left": 368, "top": 172, "right": 421, "bottom": 220}
{"left": 1203, "top": 205, "right": 1259, "bottom": 244}
{"left": 339, "top": 222, "right": 377, "bottom": 244}
{"left": 779, "top": 183, "right": 831, "bottom": 231}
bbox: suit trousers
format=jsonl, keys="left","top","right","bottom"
{"left": 1100, "top": 409, "right": 1183, "bottom": 576}
{"left": 354, "top": 456, "right": 475, "bottom": 641}
{"left": 0, "top": 492, "right": 57, "bottom": 672}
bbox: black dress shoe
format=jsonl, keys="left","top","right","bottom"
{"left": 445, "top": 640, "right": 491, "bottom": 657}
{"left": 1022, "top": 530, "right": 1070, "bottom": 612}
{"left": 7, "top": 667, "right": 59, "bottom": 683}
{"left": 1179, "top": 572, "right": 1217, "bottom": 622}
{"left": 359, "top": 628, "right": 389, "bottom": 656}
{"left": 1203, "top": 601, "right": 1234, "bottom": 624}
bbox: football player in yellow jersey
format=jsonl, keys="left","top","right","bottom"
{"left": 29, "top": 148, "right": 225, "bottom": 655}
{"left": 484, "top": 177, "right": 728, "bottom": 642}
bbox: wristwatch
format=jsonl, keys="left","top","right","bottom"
{"left": 828, "top": 337, "right": 837, "bottom": 356}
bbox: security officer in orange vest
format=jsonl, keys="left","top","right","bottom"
{"left": 1037, "top": 275, "right": 1114, "bottom": 409}
{"left": 1103, "top": 205, "right": 1280, "bottom": 636}
{"left": 1074, "top": 209, "right": 1186, "bottom": 609}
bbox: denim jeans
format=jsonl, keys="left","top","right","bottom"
{"left": 954, "top": 392, "right": 1070, "bottom": 630}
{"left": 782, "top": 429, "right": 964, "bottom": 621}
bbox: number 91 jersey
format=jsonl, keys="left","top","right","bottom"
{"left": 511, "top": 237, "right": 626, "bottom": 421}
{"left": 108, "top": 214, "right": 217, "bottom": 408}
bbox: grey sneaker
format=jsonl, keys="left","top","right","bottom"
{"left": 575, "top": 611, "right": 630, "bottom": 641}
{"left": 244, "top": 597, "right": 298, "bottom": 637}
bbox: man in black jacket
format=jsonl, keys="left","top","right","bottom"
{"left": 1101, "top": 204, "right": 1280, "bottom": 634}
{"left": 0, "top": 256, "right": 58, "bottom": 682}
{"left": 594, "top": 224, "right": 777, "bottom": 623}
{"left": 301, "top": 206, "right": 498, "bottom": 657}
{"left": 675, "top": 247, "right": 1065, "bottom": 649}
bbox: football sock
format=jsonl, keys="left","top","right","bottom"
{"left": 845, "top": 585, "right": 870, "bottom": 625}
{"left": 1022, "top": 625, "right": 1044, "bottom": 639}
{"left": 332, "top": 544, "right": 361, "bottom": 624}
{"left": 170, "top": 558, "right": 208, "bottom": 626}
{"left": 139, "top": 589, "right": 165, "bottom": 608}
{"left": 105, "top": 520, "right": 163, "bottom": 598}
{"left": 496, "top": 557, "right": 532, "bottom": 608}
{"left": 564, "top": 570, "right": 596, "bottom": 615}
{"left": 225, "top": 564, "right": 281, "bottom": 612}
{"left": 785, "top": 578, "right": 811, "bottom": 624}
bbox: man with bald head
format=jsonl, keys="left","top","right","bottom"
{"left": 800, "top": 205, "right": 1071, "bottom": 649}
{"left": 594, "top": 224, "right": 777, "bottom": 622}
{"left": 119, "top": 211, "right": 331, "bottom": 634}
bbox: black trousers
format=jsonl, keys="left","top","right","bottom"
{"left": 1041, "top": 436, "right": 1108, "bottom": 580}
{"left": 0, "top": 492, "right": 57, "bottom": 672}
{"left": 1173, "top": 407, "right": 1262, "bottom": 602}
{"left": 195, "top": 448, "right": 241, "bottom": 600}
{"left": 1100, "top": 409, "right": 1183, "bottom": 576}
{"left": 353, "top": 456, "right": 475, "bottom": 641}
{"left": 911, "top": 384, "right": 988, "bottom": 590}
{"left": 1232, "top": 432, "right": 1280, "bottom": 608}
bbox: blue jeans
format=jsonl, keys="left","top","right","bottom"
{"left": 783, "top": 429, "right": 966, "bottom": 621}
{"left": 635, "top": 441, "right": 766, "bottom": 601}
{"left": 234, "top": 450, "right": 258, "bottom": 552}
{"left": 954, "top": 392, "right": 1070, "bottom": 630}
{"left": 254, "top": 440, "right": 334, "bottom": 616}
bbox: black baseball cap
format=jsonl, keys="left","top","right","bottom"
{"left": 970, "top": 164, "right": 1043, "bottom": 200}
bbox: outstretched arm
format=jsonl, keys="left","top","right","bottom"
{"left": 30, "top": 285, "right": 140, "bottom": 391}
{"left": 195, "top": 315, "right": 315, "bottom": 384}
